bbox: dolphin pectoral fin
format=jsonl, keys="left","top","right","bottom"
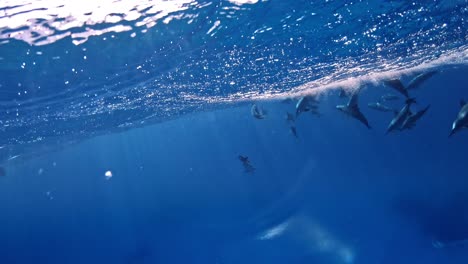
{"left": 460, "top": 100, "right": 466, "bottom": 108}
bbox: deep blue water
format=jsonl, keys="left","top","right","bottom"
{"left": 0, "top": 0, "right": 468, "bottom": 263}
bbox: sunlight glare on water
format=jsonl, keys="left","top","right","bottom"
{"left": 0, "top": 0, "right": 196, "bottom": 45}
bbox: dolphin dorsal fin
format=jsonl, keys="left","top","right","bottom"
{"left": 460, "top": 100, "right": 466, "bottom": 108}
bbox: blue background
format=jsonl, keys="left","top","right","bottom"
{"left": 0, "top": 0, "right": 467, "bottom": 263}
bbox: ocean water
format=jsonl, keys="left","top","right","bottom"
{"left": 0, "top": 0, "right": 467, "bottom": 263}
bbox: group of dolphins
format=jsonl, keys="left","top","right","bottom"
{"left": 251, "top": 70, "right": 467, "bottom": 137}
{"left": 334, "top": 71, "right": 435, "bottom": 134}
{"left": 243, "top": 70, "right": 466, "bottom": 172}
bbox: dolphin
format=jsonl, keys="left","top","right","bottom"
{"left": 251, "top": 104, "right": 266, "bottom": 119}
{"left": 383, "top": 79, "right": 409, "bottom": 98}
{"left": 367, "top": 102, "right": 396, "bottom": 113}
{"left": 400, "top": 105, "right": 430, "bottom": 131}
{"left": 386, "top": 98, "right": 416, "bottom": 134}
{"left": 296, "top": 95, "right": 319, "bottom": 117}
{"left": 449, "top": 100, "right": 468, "bottom": 137}
{"left": 238, "top": 155, "right": 255, "bottom": 173}
{"left": 238, "top": 155, "right": 249, "bottom": 163}
{"left": 406, "top": 70, "right": 438, "bottom": 91}
{"left": 380, "top": 93, "right": 400, "bottom": 102}
{"left": 336, "top": 91, "right": 371, "bottom": 129}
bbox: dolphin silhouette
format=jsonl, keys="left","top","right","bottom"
{"left": 386, "top": 98, "right": 416, "bottom": 134}
{"left": 336, "top": 91, "right": 371, "bottom": 129}
{"left": 406, "top": 70, "right": 438, "bottom": 91}
{"left": 368, "top": 102, "right": 396, "bottom": 113}
{"left": 380, "top": 93, "right": 400, "bottom": 102}
{"left": 400, "top": 105, "right": 430, "bottom": 131}
{"left": 251, "top": 104, "right": 266, "bottom": 119}
{"left": 449, "top": 100, "right": 468, "bottom": 137}
{"left": 296, "top": 95, "right": 319, "bottom": 117}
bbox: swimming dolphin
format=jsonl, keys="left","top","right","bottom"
{"left": 238, "top": 155, "right": 255, "bottom": 173}
{"left": 380, "top": 94, "right": 400, "bottom": 102}
{"left": 367, "top": 102, "right": 396, "bottom": 113}
{"left": 406, "top": 70, "right": 438, "bottom": 91}
{"left": 251, "top": 104, "right": 266, "bottom": 119}
{"left": 336, "top": 91, "right": 371, "bottom": 129}
{"left": 400, "top": 105, "right": 430, "bottom": 131}
{"left": 238, "top": 155, "right": 249, "bottom": 163}
{"left": 383, "top": 79, "right": 409, "bottom": 98}
{"left": 386, "top": 98, "right": 416, "bottom": 134}
{"left": 296, "top": 95, "right": 319, "bottom": 117}
{"left": 449, "top": 100, "right": 468, "bottom": 137}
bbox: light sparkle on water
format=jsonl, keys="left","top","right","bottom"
{"left": 104, "top": 170, "right": 113, "bottom": 180}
